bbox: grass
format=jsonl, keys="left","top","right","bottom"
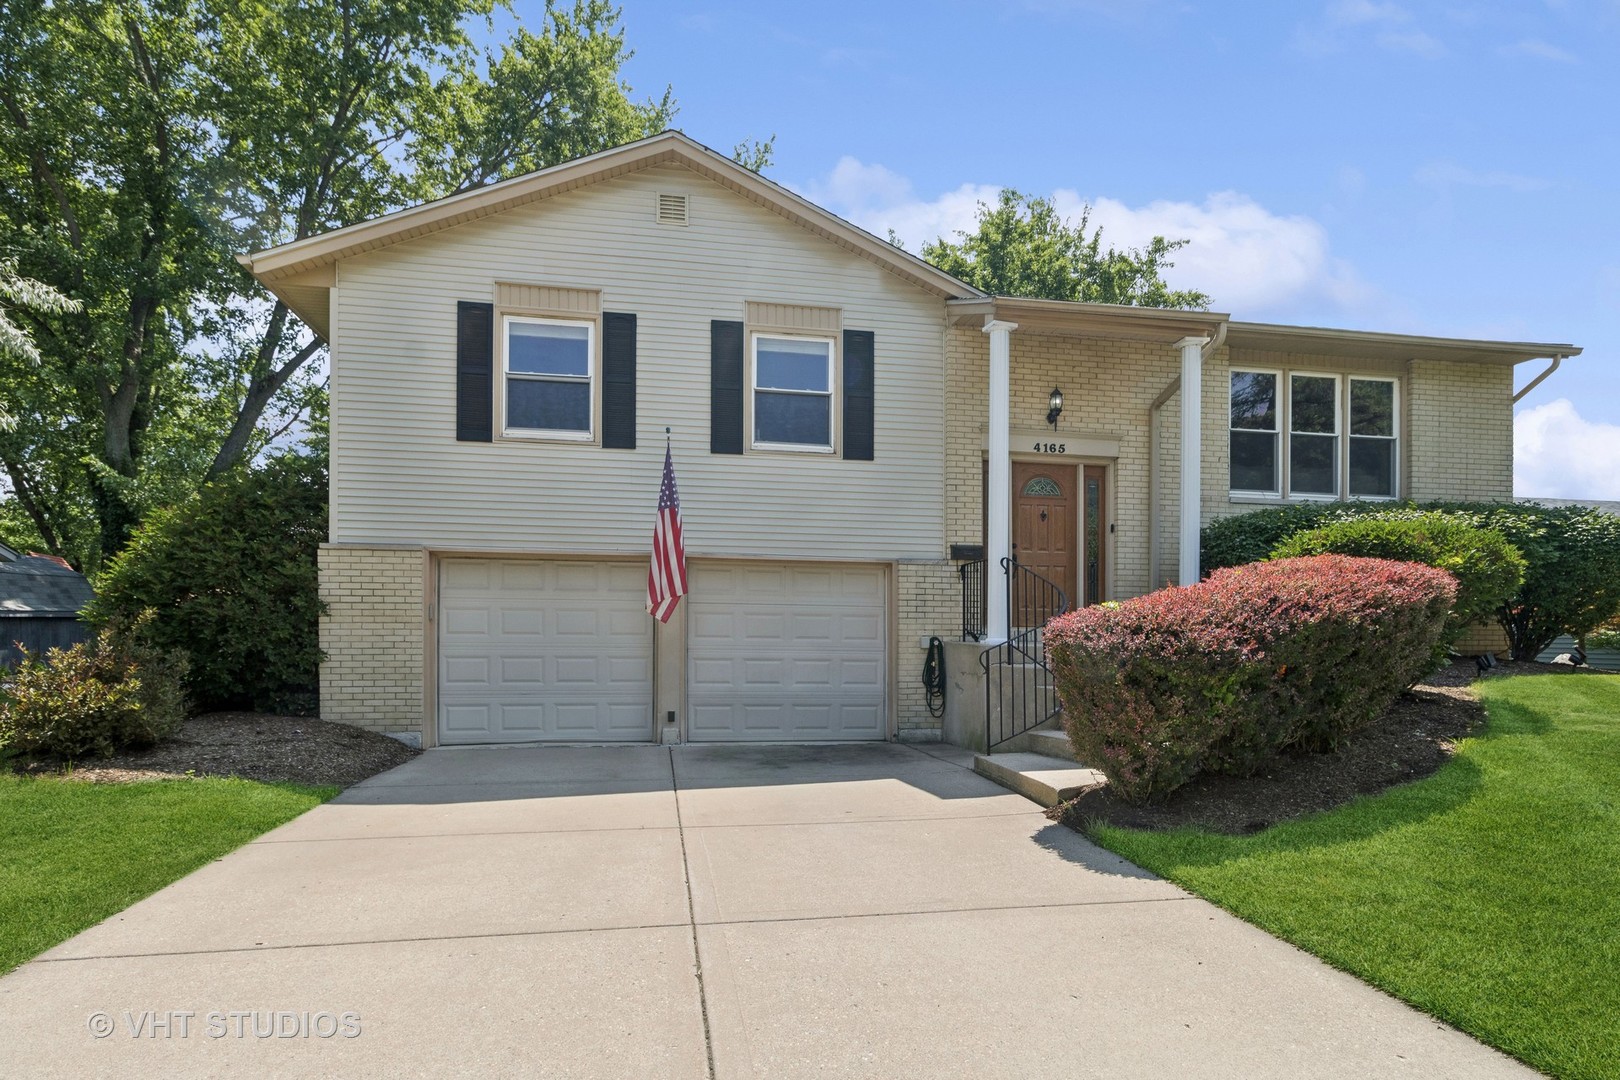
{"left": 1089, "top": 674, "right": 1620, "bottom": 1080}
{"left": 0, "top": 772, "right": 335, "bottom": 974}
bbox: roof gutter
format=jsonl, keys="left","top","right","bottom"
{"left": 1512, "top": 354, "right": 1565, "bottom": 404}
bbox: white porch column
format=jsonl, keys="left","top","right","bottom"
{"left": 983, "top": 319, "right": 1017, "bottom": 642}
{"left": 1175, "top": 336, "right": 1210, "bottom": 586}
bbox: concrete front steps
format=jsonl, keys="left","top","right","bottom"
{"left": 973, "top": 715, "right": 1106, "bottom": 808}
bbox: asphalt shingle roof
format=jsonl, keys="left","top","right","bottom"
{"left": 0, "top": 556, "right": 94, "bottom": 617}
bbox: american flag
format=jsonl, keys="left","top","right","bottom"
{"left": 646, "top": 442, "right": 688, "bottom": 623}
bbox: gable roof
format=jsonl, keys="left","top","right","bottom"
{"left": 240, "top": 131, "right": 982, "bottom": 339}
{"left": 0, "top": 556, "right": 94, "bottom": 617}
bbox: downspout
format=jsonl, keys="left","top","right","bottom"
{"left": 1512, "top": 354, "right": 1564, "bottom": 404}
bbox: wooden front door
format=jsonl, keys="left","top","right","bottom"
{"left": 1012, "top": 462, "right": 1077, "bottom": 619}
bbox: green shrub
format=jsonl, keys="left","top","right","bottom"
{"left": 1271, "top": 513, "right": 1526, "bottom": 655}
{"left": 1204, "top": 501, "right": 1620, "bottom": 660}
{"left": 1450, "top": 503, "right": 1620, "bottom": 660}
{"left": 0, "top": 623, "right": 189, "bottom": 759}
{"left": 85, "top": 454, "right": 326, "bottom": 713}
{"left": 1199, "top": 501, "right": 1390, "bottom": 571}
{"left": 1047, "top": 555, "right": 1456, "bottom": 804}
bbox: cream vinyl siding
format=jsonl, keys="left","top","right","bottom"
{"left": 329, "top": 163, "right": 948, "bottom": 559}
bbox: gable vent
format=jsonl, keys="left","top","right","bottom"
{"left": 656, "top": 192, "right": 689, "bottom": 226}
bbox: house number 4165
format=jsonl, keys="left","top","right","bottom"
{"left": 1032, "top": 442, "right": 1066, "bottom": 454}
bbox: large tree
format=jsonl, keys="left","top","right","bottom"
{"left": 0, "top": 0, "right": 675, "bottom": 568}
{"left": 921, "top": 189, "right": 1210, "bottom": 309}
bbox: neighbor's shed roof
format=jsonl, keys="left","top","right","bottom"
{"left": 0, "top": 555, "right": 94, "bottom": 617}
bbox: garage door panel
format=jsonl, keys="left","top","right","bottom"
{"left": 442, "top": 606, "right": 491, "bottom": 637}
{"left": 441, "top": 560, "right": 494, "bottom": 590}
{"left": 786, "top": 613, "right": 833, "bottom": 641}
{"left": 839, "top": 660, "right": 883, "bottom": 691}
{"left": 438, "top": 559, "right": 653, "bottom": 744}
{"left": 742, "top": 658, "right": 785, "bottom": 685}
{"left": 788, "top": 659, "right": 833, "bottom": 686}
{"left": 687, "top": 563, "right": 887, "bottom": 742}
{"left": 442, "top": 704, "right": 491, "bottom": 733}
{"left": 502, "top": 705, "right": 545, "bottom": 731}
{"left": 498, "top": 657, "right": 544, "bottom": 684}
{"left": 441, "top": 657, "right": 490, "bottom": 685}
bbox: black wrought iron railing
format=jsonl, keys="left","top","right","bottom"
{"left": 959, "top": 559, "right": 986, "bottom": 641}
{"left": 979, "top": 557, "right": 1069, "bottom": 753}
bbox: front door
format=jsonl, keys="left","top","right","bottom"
{"left": 1012, "top": 462, "right": 1078, "bottom": 619}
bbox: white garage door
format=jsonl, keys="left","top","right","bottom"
{"left": 437, "top": 559, "right": 653, "bottom": 744}
{"left": 688, "top": 562, "right": 887, "bottom": 742}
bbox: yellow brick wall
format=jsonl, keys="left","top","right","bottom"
{"left": 1407, "top": 359, "right": 1514, "bottom": 502}
{"left": 318, "top": 545, "right": 426, "bottom": 738}
{"left": 895, "top": 560, "right": 961, "bottom": 737}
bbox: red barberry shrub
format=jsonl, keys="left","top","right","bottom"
{"left": 1046, "top": 555, "right": 1456, "bottom": 804}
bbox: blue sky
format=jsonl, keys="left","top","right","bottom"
{"left": 520, "top": 1, "right": 1616, "bottom": 497}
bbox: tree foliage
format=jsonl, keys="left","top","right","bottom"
{"left": 0, "top": 0, "right": 674, "bottom": 568}
{"left": 920, "top": 189, "right": 1210, "bottom": 309}
{"left": 85, "top": 453, "right": 327, "bottom": 714}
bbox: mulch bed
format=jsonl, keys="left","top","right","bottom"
{"left": 1049, "top": 659, "right": 1607, "bottom": 836}
{"left": 12, "top": 713, "right": 419, "bottom": 788}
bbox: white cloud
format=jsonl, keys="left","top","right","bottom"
{"left": 1501, "top": 38, "right": 1578, "bottom": 63}
{"left": 1415, "top": 161, "right": 1551, "bottom": 193}
{"left": 1514, "top": 399, "right": 1620, "bottom": 499}
{"left": 801, "top": 156, "right": 1000, "bottom": 249}
{"left": 1296, "top": 1, "right": 1446, "bottom": 55}
{"left": 1074, "top": 191, "right": 1372, "bottom": 312}
{"left": 1374, "top": 28, "right": 1446, "bottom": 55}
{"left": 1328, "top": 0, "right": 1409, "bottom": 26}
{"left": 800, "top": 158, "right": 1371, "bottom": 315}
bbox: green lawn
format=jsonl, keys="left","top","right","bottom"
{"left": 0, "top": 774, "right": 334, "bottom": 974}
{"left": 1088, "top": 674, "right": 1620, "bottom": 1080}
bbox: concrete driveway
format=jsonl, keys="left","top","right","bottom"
{"left": 0, "top": 743, "right": 1531, "bottom": 1079}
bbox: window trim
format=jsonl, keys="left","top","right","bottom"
{"left": 1347, "top": 375, "right": 1401, "bottom": 501}
{"left": 748, "top": 330, "right": 837, "bottom": 454}
{"left": 1228, "top": 367, "right": 1282, "bottom": 498}
{"left": 1287, "top": 370, "right": 1342, "bottom": 501}
{"left": 499, "top": 313, "right": 598, "bottom": 443}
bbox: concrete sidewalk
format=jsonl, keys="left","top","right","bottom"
{"left": 0, "top": 743, "right": 1533, "bottom": 1078}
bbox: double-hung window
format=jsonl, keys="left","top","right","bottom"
{"left": 1229, "top": 370, "right": 1280, "bottom": 495}
{"left": 1289, "top": 374, "right": 1340, "bottom": 498}
{"left": 752, "top": 333, "right": 835, "bottom": 452}
{"left": 1228, "top": 368, "right": 1400, "bottom": 500}
{"left": 503, "top": 315, "right": 594, "bottom": 439}
{"left": 1349, "top": 377, "right": 1398, "bottom": 498}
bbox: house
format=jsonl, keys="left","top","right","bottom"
{"left": 240, "top": 131, "right": 1579, "bottom": 749}
{"left": 0, "top": 543, "right": 94, "bottom": 667}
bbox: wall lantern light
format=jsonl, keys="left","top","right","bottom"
{"left": 1046, "top": 387, "right": 1064, "bottom": 429}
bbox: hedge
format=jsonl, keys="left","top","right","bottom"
{"left": 1203, "top": 501, "right": 1620, "bottom": 660}
{"left": 85, "top": 454, "right": 325, "bottom": 713}
{"left": 1272, "top": 513, "right": 1525, "bottom": 656}
{"left": 1047, "top": 555, "right": 1455, "bottom": 804}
